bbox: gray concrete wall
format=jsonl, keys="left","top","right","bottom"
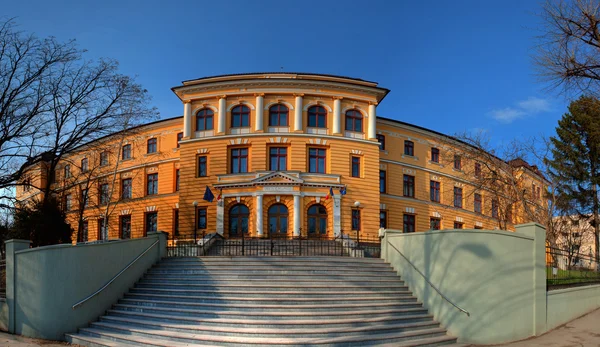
{"left": 382, "top": 223, "right": 546, "bottom": 345}
{"left": 7, "top": 231, "right": 166, "bottom": 340}
{"left": 0, "top": 299, "right": 7, "bottom": 332}
{"left": 547, "top": 284, "right": 600, "bottom": 330}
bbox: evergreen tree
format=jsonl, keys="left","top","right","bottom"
{"left": 546, "top": 96, "right": 600, "bottom": 261}
{"left": 11, "top": 198, "right": 72, "bottom": 247}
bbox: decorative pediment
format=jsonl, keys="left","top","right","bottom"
{"left": 251, "top": 172, "right": 304, "bottom": 186}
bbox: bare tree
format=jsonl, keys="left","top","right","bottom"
{"left": 536, "top": 0, "right": 600, "bottom": 97}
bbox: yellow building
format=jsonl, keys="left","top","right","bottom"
{"left": 16, "top": 73, "right": 547, "bottom": 242}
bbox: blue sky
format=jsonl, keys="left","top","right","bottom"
{"left": 3, "top": 0, "right": 568, "bottom": 148}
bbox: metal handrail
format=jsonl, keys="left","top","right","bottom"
{"left": 72, "top": 239, "right": 159, "bottom": 310}
{"left": 388, "top": 242, "right": 470, "bottom": 317}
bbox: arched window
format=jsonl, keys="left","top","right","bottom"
{"left": 231, "top": 105, "right": 250, "bottom": 128}
{"left": 269, "top": 104, "right": 289, "bottom": 126}
{"left": 307, "top": 106, "right": 327, "bottom": 128}
{"left": 268, "top": 204, "right": 288, "bottom": 235}
{"left": 196, "top": 109, "right": 214, "bottom": 131}
{"left": 307, "top": 204, "right": 327, "bottom": 236}
{"left": 229, "top": 204, "right": 249, "bottom": 237}
{"left": 345, "top": 109, "right": 363, "bottom": 132}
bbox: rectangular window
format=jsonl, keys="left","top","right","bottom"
{"left": 198, "top": 155, "right": 208, "bottom": 177}
{"left": 454, "top": 155, "right": 462, "bottom": 170}
{"left": 454, "top": 222, "right": 463, "bottom": 229}
{"left": 98, "top": 218, "right": 107, "bottom": 241}
{"left": 147, "top": 138, "right": 157, "bottom": 154}
{"left": 474, "top": 225, "right": 484, "bottom": 230}
{"left": 173, "top": 209, "right": 179, "bottom": 236}
{"left": 121, "top": 178, "right": 132, "bottom": 199}
{"left": 147, "top": 173, "right": 158, "bottom": 195}
{"left": 404, "top": 140, "right": 414, "bottom": 156}
{"left": 380, "top": 170, "right": 387, "bottom": 193}
{"left": 454, "top": 187, "right": 463, "bottom": 208}
{"left": 122, "top": 144, "right": 132, "bottom": 160}
{"left": 120, "top": 215, "right": 131, "bottom": 239}
{"left": 99, "top": 183, "right": 109, "bottom": 205}
{"left": 403, "top": 214, "right": 415, "bottom": 233}
{"left": 506, "top": 206, "right": 513, "bottom": 224}
{"left": 64, "top": 165, "right": 71, "bottom": 179}
{"left": 403, "top": 175, "right": 415, "bottom": 197}
{"left": 80, "top": 220, "right": 88, "bottom": 242}
{"left": 308, "top": 148, "right": 326, "bottom": 173}
{"left": 81, "top": 158, "right": 89, "bottom": 173}
{"left": 230, "top": 148, "right": 249, "bottom": 174}
{"left": 351, "top": 156, "right": 360, "bottom": 178}
{"left": 65, "top": 194, "right": 72, "bottom": 211}
{"left": 145, "top": 212, "right": 158, "bottom": 235}
{"left": 536, "top": 186, "right": 541, "bottom": 200}
{"left": 197, "top": 207, "right": 207, "bottom": 229}
{"left": 175, "top": 169, "right": 180, "bottom": 191}
{"left": 380, "top": 210, "right": 387, "bottom": 228}
{"left": 430, "top": 218, "right": 441, "bottom": 230}
{"left": 81, "top": 188, "right": 89, "bottom": 208}
{"left": 351, "top": 209, "right": 361, "bottom": 231}
{"left": 269, "top": 147, "right": 288, "bottom": 171}
{"left": 431, "top": 148, "right": 440, "bottom": 163}
{"left": 177, "top": 132, "right": 183, "bottom": 148}
{"left": 376, "top": 134, "right": 385, "bottom": 150}
{"left": 430, "top": 180, "right": 441, "bottom": 203}
{"left": 492, "top": 199, "right": 499, "bottom": 218}
{"left": 474, "top": 193, "right": 482, "bottom": 213}
{"left": 100, "top": 151, "right": 109, "bottom": 166}
{"left": 475, "top": 162, "right": 482, "bottom": 178}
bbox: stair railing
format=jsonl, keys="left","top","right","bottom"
{"left": 388, "top": 243, "right": 470, "bottom": 317}
{"left": 72, "top": 239, "right": 160, "bottom": 310}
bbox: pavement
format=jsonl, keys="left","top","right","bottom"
{"left": 0, "top": 308, "right": 599, "bottom": 346}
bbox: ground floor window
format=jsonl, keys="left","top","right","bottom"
{"left": 173, "top": 209, "right": 179, "bottom": 237}
{"left": 453, "top": 222, "right": 463, "bottom": 229}
{"left": 98, "top": 217, "right": 108, "bottom": 240}
{"left": 430, "top": 217, "right": 441, "bottom": 230}
{"left": 268, "top": 203, "right": 288, "bottom": 235}
{"left": 380, "top": 210, "right": 387, "bottom": 228}
{"left": 351, "top": 209, "right": 361, "bottom": 231}
{"left": 197, "top": 207, "right": 207, "bottom": 230}
{"left": 403, "top": 214, "right": 415, "bottom": 233}
{"left": 80, "top": 220, "right": 88, "bottom": 242}
{"left": 307, "top": 204, "right": 327, "bottom": 235}
{"left": 145, "top": 212, "right": 157, "bottom": 235}
{"left": 120, "top": 215, "right": 131, "bottom": 239}
{"left": 229, "top": 204, "right": 249, "bottom": 237}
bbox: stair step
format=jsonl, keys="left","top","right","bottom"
{"left": 106, "top": 309, "right": 437, "bottom": 329}
{"left": 134, "top": 282, "right": 409, "bottom": 291}
{"left": 94, "top": 316, "right": 440, "bottom": 338}
{"left": 77, "top": 325, "right": 449, "bottom": 346}
{"left": 118, "top": 298, "right": 423, "bottom": 312}
{"left": 124, "top": 292, "right": 419, "bottom": 304}
{"left": 160, "top": 256, "right": 385, "bottom": 263}
{"left": 129, "top": 287, "right": 415, "bottom": 297}
{"left": 144, "top": 272, "right": 400, "bottom": 278}
{"left": 65, "top": 333, "right": 140, "bottom": 347}
{"left": 138, "top": 278, "right": 404, "bottom": 285}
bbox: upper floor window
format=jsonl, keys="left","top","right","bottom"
{"left": 403, "top": 175, "right": 415, "bottom": 197}
{"left": 196, "top": 109, "right": 214, "bottom": 131}
{"left": 198, "top": 156, "right": 208, "bottom": 177}
{"left": 269, "top": 104, "right": 289, "bottom": 126}
{"left": 230, "top": 148, "right": 249, "bottom": 174}
{"left": 380, "top": 170, "right": 387, "bottom": 193}
{"left": 380, "top": 210, "right": 387, "bottom": 228}
{"left": 307, "top": 106, "right": 327, "bottom": 128}
{"left": 147, "top": 138, "right": 157, "bottom": 154}
{"left": 345, "top": 109, "right": 363, "bottom": 132}
{"left": 176, "top": 132, "right": 183, "bottom": 148}
{"left": 64, "top": 165, "right": 71, "bottom": 179}
{"left": 351, "top": 156, "right": 361, "bottom": 178}
{"left": 269, "top": 147, "right": 287, "bottom": 171}
{"left": 122, "top": 144, "right": 132, "bottom": 160}
{"left": 22, "top": 177, "right": 31, "bottom": 192}
{"left": 431, "top": 148, "right": 440, "bottom": 163}
{"left": 475, "top": 162, "right": 482, "bottom": 178}
{"left": 65, "top": 194, "right": 72, "bottom": 211}
{"left": 81, "top": 188, "right": 89, "bottom": 208}
{"left": 404, "top": 141, "right": 414, "bottom": 156}
{"left": 147, "top": 173, "right": 158, "bottom": 195}
{"left": 454, "top": 187, "right": 463, "bottom": 208}
{"left": 175, "top": 169, "right": 180, "bottom": 191}
{"left": 99, "top": 183, "right": 109, "bottom": 205}
{"left": 121, "top": 178, "right": 132, "bottom": 199}
{"left": 474, "top": 193, "right": 482, "bottom": 213}
{"left": 492, "top": 199, "right": 499, "bottom": 218}
{"left": 100, "top": 151, "right": 109, "bottom": 166}
{"left": 81, "top": 158, "right": 89, "bottom": 173}
{"left": 454, "top": 155, "right": 462, "bottom": 170}
{"left": 430, "top": 180, "right": 440, "bottom": 202}
{"left": 308, "top": 148, "right": 326, "bottom": 173}
{"left": 376, "top": 134, "right": 385, "bottom": 150}
{"left": 231, "top": 105, "right": 250, "bottom": 128}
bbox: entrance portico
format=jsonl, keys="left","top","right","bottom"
{"left": 214, "top": 171, "right": 343, "bottom": 238}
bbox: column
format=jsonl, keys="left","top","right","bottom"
{"left": 218, "top": 96, "right": 227, "bottom": 134}
{"left": 294, "top": 95, "right": 303, "bottom": 131}
{"left": 216, "top": 203, "right": 224, "bottom": 235}
{"left": 5, "top": 239, "right": 31, "bottom": 333}
{"left": 255, "top": 94, "right": 264, "bottom": 132}
{"left": 368, "top": 103, "right": 377, "bottom": 140}
{"left": 183, "top": 102, "right": 192, "bottom": 138}
{"left": 293, "top": 194, "right": 301, "bottom": 236}
{"left": 256, "top": 195, "right": 263, "bottom": 236}
{"left": 333, "top": 195, "right": 341, "bottom": 237}
{"left": 333, "top": 98, "right": 342, "bottom": 135}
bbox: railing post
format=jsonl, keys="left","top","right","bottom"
{"left": 202, "top": 229, "right": 206, "bottom": 256}
{"left": 242, "top": 228, "right": 245, "bottom": 256}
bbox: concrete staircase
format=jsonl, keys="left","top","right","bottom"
{"left": 66, "top": 257, "right": 461, "bottom": 346}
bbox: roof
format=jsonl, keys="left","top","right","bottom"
{"left": 180, "top": 72, "right": 379, "bottom": 85}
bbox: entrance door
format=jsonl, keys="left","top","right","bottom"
{"left": 307, "top": 204, "right": 327, "bottom": 237}
{"left": 268, "top": 204, "right": 288, "bottom": 236}
{"left": 229, "top": 204, "right": 249, "bottom": 237}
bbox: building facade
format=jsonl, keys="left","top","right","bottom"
{"left": 16, "top": 73, "right": 547, "bottom": 242}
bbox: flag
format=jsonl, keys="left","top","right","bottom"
{"left": 203, "top": 186, "right": 215, "bottom": 202}
{"left": 339, "top": 186, "right": 347, "bottom": 195}
{"left": 217, "top": 189, "right": 222, "bottom": 202}
{"left": 326, "top": 187, "right": 334, "bottom": 200}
